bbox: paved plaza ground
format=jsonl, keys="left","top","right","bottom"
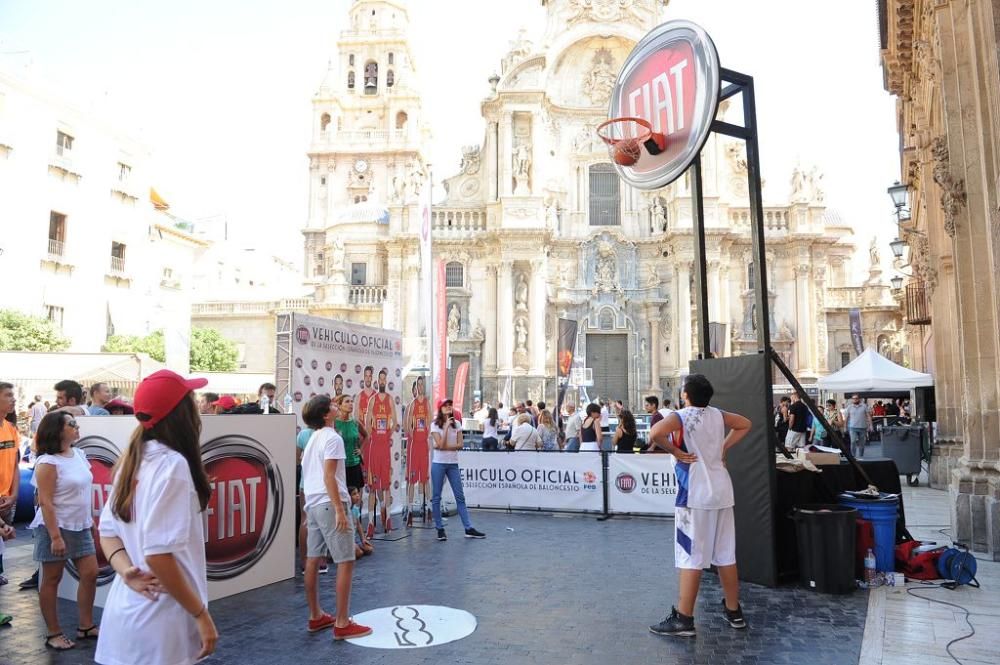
{"left": 3, "top": 456, "right": 998, "bottom": 665}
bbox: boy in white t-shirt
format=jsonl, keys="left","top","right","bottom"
{"left": 647, "top": 374, "right": 752, "bottom": 638}
{"left": 300, "top": 395, "right": 372, "bottom": 641}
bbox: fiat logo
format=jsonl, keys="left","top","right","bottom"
{"left": 68, "top": 436, "right": 121, "bottom": 586}
{"left": 201, "top": 435, "right": 284, "bottom": 581}
{"left": 616, "top": 473, "right": 637, "bottom": 493}
{"left": 296, "top": 326, "right": 310, "bottom": 344}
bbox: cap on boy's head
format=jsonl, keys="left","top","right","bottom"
{"left": 211, "top": 395, "right": 238, "bottom": 411}
{"left": 134, "top": 370, "right": 207, "bottom": 430}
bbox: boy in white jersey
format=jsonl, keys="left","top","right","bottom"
{"left": 647, "top": 374, "right": 752, "bottom": 638}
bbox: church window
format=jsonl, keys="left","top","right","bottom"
{"left": 589, "top": 163, "right": 620, "bottom": 226}
{"left": 351, "top": 262, "right": 367, "bottom": 285}
{"left": 387, "top": 70, "right": 394, "bottom": 87}
{"left": 445, "top": 262, "right": 464, "bottom": 288}
{"left": 347, "top": 71, "right": 355, "bottom": 89}
{"left": 599, "top": 309, "right": 615, "bottom": 330}
{"left": 349, "top": 54, "right": 355, "bottom": 66}
{"left": 747, "top": 262, "right": 754, "bottom": 291}
{"left": 388, "top": 52, "right": 394, "bottom": 65}
{"left": 841, "top": 351, "right": 851, "bottom": 368}
{"left": 395, "top": 111, "right": 408, "bottom": 129}
{"left": 364, "top": 61, "right": 378, "bottom": 94}
{"left": 320, "top": 113, "right": 331, "bottom": 131}
{"left": 320, "top": 176, "right": 326, "bottom": 185}
{"left": 315, "top": 253, "right": 325, "bottom": 276}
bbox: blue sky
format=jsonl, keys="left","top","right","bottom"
{"left": 0, "top": 0, "right": 901, "bottom": 274}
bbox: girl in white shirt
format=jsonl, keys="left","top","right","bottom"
{"left": 95, "top": 369, "right": 217, "bottom": 665}
{"left": 31, "top": 411, "right": 98, "bottom": 651}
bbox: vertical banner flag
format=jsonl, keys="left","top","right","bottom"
{"left": 289, "top": 313, "right": 405, "bottom": 515}
{"left": 420, "top": 168, "right": 433, "bottom": 365}
{"left": 849, "top": 308, "right": 865, "bottom": 356}
{"left": 555, "top": 319, "right": 579, "bottom": 424}
{"left": 433, "top": 258, "right": 448, "bottom": 407}
{"left": 451, "top": 361, "right": 470, "bottom": 415}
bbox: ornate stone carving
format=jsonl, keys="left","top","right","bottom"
{"left": 502, "top": 28, "right": 533, "bottom": 73}
{"left": 514, "top": 316, "right": 529, "bottom": 367}
{"left": 586, "top": 49, "right": 617, "bottom": 106}
{"left": 869, "top": 237, "right": 881, "bottom": 268}
{"left": 515, "top": 272, "right": 529, "bottom": 311}
{"left": 460, "top": 146, "right": 481, "bottom": 175}
{"left": 573, "top": 124, "right": 599, "bottom": 154}
{"left": 447, "top": 303, "right": 461, "bottom": 340}
{"left": 593, "top": 240, "right": 618, "bottom": 292}
{"left": 472, "top": 319, "right": 486, "bottom": 341}
{"left": 567, "top": 0, "right": 648, "bottom": 25}
{"left": 513, "top": 141, "right": 532, "bottom": 194}
{"left": 649, "top": 197, "right": 667, "bottom": 233}
{"left": 931, "top": 136, "right": 966, "bottom": 237}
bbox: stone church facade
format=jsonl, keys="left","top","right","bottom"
{"left": 192, "top": 0, "right": 902, "bottom": 410}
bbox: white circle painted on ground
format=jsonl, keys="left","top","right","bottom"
{"left": 346, "top": 605, "right": 477, "bottom": 649}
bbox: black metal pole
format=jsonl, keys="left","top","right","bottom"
{"left": 690, "top": 156, "right": 712, "bottom": 359}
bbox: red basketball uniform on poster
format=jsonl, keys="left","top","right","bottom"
{"left": 368, "top": 393, "right": 394, "bottom": 490}
{"left": 407, "top": 398, "right": 430, "bottom": 484}
{"left": 357, "top": 388, "right": 376, "bottom": 473}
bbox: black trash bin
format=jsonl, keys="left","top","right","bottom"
{"left": 792, "top": 504, "right": 857, "bottom": 594}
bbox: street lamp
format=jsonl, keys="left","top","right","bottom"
{"left": 887, "top": 181, "right": 909, "bottom": 210}
{"left": 890, "top": 275, "right": 904, "bottom": 290}
{"left": 889, "top": 237, "right": 907, "bottom": 259}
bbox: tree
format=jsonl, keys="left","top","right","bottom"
{"left": 102, "top": 331, "right": 166, "bottom": 361}
{"left": 0, "top": 309, "right": 71, "bottom": 352}
{"left": 189, "top": 327, "right": 239, "bottom": 372}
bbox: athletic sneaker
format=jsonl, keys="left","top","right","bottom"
{"left": 403, "top": 506, "right": 412, "bottom": 527}
{"left": 722, "top": 600, "right": 747, "bottom": 629}
{"left": 319, "top": 564, "right": 329, "bottom": 574}
{"left": 19, "top": 570, "right": 38, "bottom": 590}
{"left": 333, "top": 620, "right": 372, "bottom": 640}
{"left": 307, "top": 613, "right": 336, "bottom": 633}
{"left": 365, "top": 521, "right": 375, "bottom": 540}
{"left": 464, "top": 528, "right": 486, "bottom": 539}
{"left": 649, "top": 607, "right": 696, "bottom": 637}
{"left": 436, "top": 528, "right": 447, "bottom": 541}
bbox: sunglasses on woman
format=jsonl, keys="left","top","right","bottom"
{"left": 65, "top": 419, "right": 80, "bottom": 429}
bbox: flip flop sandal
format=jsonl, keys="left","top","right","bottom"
{"left": 77, "top": 624, "right": 99, "bottom": 640}
{"left": 0, "top": 614, "right": 12, "bottom": 626}
{"left": 45, "top": 633, "right": 75, "bottom": 650}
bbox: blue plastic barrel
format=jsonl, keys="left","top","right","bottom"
{"left": 838, "top": 493, "right": 899, "bottom": 572}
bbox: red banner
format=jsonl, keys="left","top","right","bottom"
{"left": 433, "top": 259, "right": 448, "bottom": 406}
{"left": 451, "top": 361, "right": 469, "bottom": 414}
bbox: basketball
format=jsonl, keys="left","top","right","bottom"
{"left": 614, "top": 138, "right": 642, "bottom": 166}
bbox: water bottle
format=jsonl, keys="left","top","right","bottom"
{"left": 260, "top": 394, "right": 270, "bottom": 414}
{"left": 864, "top": 548, "right": 877, "bottom": 587}
{"left": 283, "top": 393, "right": 293, "bottom": 413}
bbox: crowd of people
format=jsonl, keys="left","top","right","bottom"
{"left": 774, "top": 393, "right": 912, "bottom": 457}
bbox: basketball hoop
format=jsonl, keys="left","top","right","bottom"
{"left": 596, "top": 117, "right": 667, "bottom": 167}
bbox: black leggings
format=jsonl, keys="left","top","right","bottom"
{"left": 482, "top": 437, "right": 499, "bottom": 451}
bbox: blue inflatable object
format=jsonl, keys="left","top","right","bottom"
{"left": 14, "top": 466, "right": 35, "bottom": 524}
{"left": 838, "top": 493, "right": 899, "bottom": 573}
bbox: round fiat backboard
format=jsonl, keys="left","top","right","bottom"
{"left": 607, "top": 20, "right": 721, "bottom": 190}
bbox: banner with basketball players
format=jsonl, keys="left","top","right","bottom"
{"left": 555, "top": 318, "right": 578, "bottom": 423}
{"left": 288, "top": 313, "right": 406, "bottom": 521}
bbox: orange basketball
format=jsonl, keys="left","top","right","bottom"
{"left": 614, "top": 138, "right": 642, "bottom": 166}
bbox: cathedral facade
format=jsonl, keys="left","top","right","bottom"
{"left": 294, "top": 0, "right": 901, "bottom": 410}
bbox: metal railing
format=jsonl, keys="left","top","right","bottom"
{"left": 109, "top": 255, "right": 126, "bottom": 273}
{"left": 906, "top": 281, "right": 931, "bottom": 325}
{"left": 349, "top": 285, "right": 387, "bottom": 305}
{"left": 191, "top": 298, "right": 312, "bottom": 316}
{"left": 47, "top": 238, "right": 65, "bottom": 257}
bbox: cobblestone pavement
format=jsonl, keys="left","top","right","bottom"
{"left": 0, "top": 510, "right": 868, "bottom": 665}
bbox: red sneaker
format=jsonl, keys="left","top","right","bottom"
{"left": 308, "top": 613, "right": 336, "bottom": 633}
{"left": 365, "top": 521, "right": 375, "bottom": 540}
{"left": 384, "top": 515, "right": 392, "bottom": 533}
{"left": 333, "top": 620, "right": 373, "bottom": 640}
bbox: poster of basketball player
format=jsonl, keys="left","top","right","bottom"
{"left": 285, "top": 313, "right": 405, "bottom": 530}
{"left": 403, "top": 375, "right": 432, "bottom": 526}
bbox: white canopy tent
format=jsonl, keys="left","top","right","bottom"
{"left": 817, "top": 348, "right": 933, "bottom": 393}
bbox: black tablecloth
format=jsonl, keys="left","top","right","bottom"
{"left": 774, "top": 459, "right": 905, "bottom": 580}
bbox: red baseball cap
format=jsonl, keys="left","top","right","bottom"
{"left": 436, "top": 398, "right": 453, "bottom": 410}
{"left": 211, "top": 395, "right": 238, "bottom": 411}
{"left": 134, "top": 370, "right": 208, "bottom": 430}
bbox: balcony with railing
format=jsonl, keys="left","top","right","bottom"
{"left": 316, "top": 129, "right": 410, "bottom": 147}
{"left": 905, "top": 281, "right": 931, "bottom": 325}
{"left": 47, "top": 238, "right": 65, "bottom": 258}
{"left": 108, "top": 255, "right": 127, "bottom": 275}
{"left": 191, "top": 298, "right": 312, "bottom": 317}
{"left": 728, "top": 208, "right": 790, "bottom": 233}
{"left": 349, "top": 285, "right": 387, "bottom": 306}
{"left": 431, "top": 209, "right": 487, "bottom": 237}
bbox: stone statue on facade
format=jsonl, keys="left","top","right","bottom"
{"left": 586, "top": 51, "right": 617, "bottom": 105}
{"left": 545, "top": 199, "right": 558, "bottom": 228}
{"left": 513, "top": 142, "right": 532, "bottom": 194}
{"left": 472, "top": 319, "right": 486, "bottom": 341}
{"left": 408, "top": 163, "right": 424, "bottom": 200}
{"left": 869, "top": 237, "right": 880, "bottom": 267}
{"left": 790, "top": 166, "right": 807, "bottom": 200}
{"left": 807, "top": 166, "right": 825, "bottom": 203}
{"left": 447, "top": 303, "right": 461, "bottom": 340}
{"left": 331, "top": 238, "right": 346, "bottom": 276}
{"left": 650, "top": 198, "right": 666, "bottom": 233}
{"left": 515, "top": 273, "right": 529, "bottom": 310}
{"left": 574, "top": 124, "right": 594, "bottom": 154}
{"left": 460, "top": 145, "right": 481, "bottom": 175}
{"left": 515, "top": 317, "right": 529, "bottom": 354}
{"left": 392, "top": 175, "right": 404, "bottom": 202}
{"left": 594, "top": 241, "right": 617, "bottom": 292}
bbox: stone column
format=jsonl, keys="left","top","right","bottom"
{"left": 530, "top": 258, "right": 547, "bottom": 374}
{"left": 405, "top": 263, "right": 420, "bottom": 340}
{"left": 677, "top": 260, "right": 692, "bottom": 370}
{"left": 497, "top": 259, "right": 514, "bottom": 372}
{"left": 501, "top": 112, "right": 514, "bottom": 197}
{"left": 484, "top": 262, "right": 498, "bottom": 373}
{"left": 719, "top": 263, "right": 732, "bottom": 356}
{"left": 813, "top": 266, "right": 828, "bottom": 372}
{"left": 708, "top": 260, "right": 722, "bottom": 322}
{"left": 648, "top": 306, "right": 661, "bottom": 392}
{"left": 794, "top": 263, "right": 812, "bottom": 373}
{"left": 487, "top": 121, "right": 499, "bottom": 201}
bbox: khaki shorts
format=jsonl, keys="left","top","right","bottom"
{"left": 305, "top": 501, "right": 356, "bottom": 564}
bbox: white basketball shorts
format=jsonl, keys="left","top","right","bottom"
{"left": 674, "top": 506, "right": 737, "bottom": 570}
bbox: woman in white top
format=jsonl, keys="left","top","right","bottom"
{"left": 95, "top": 369, "right": 218, "bottom": 665}
{"left": 31, "top": 411, "right": 98, "bottom": 651}
{"left": 510, "top": 413, "right": 541, "bottom": 451}
{"left": 430, "top": 399, "right": 485, "bottom": 541}
{"left": 481, "top": 407, "right": 500, "bottom": 451}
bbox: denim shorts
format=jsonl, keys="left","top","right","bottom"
{"left": 33, "top": 526, "right": 96, "bottom": 563}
